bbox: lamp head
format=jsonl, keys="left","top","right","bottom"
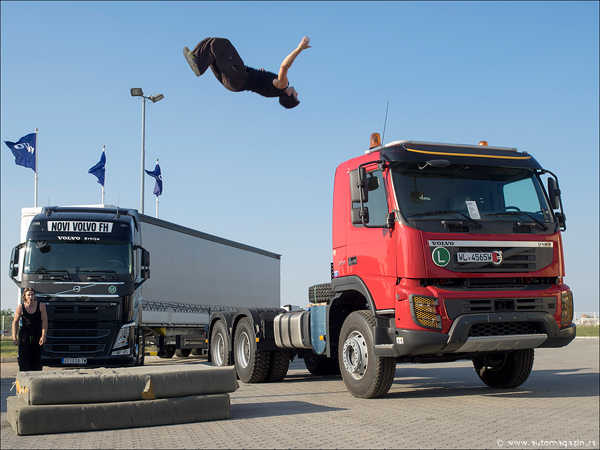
{"left": 130, "top": 88, "right": 144, "bottom": 97}
{"left": 149, "top": 94, "right": 164, "bottom": 103}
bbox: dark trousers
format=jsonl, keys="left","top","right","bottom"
{"left": 192, "top": 38, "right": 249, "bottom": 92}
{"left": 18, "top": 334, "right": 42, "bottom": 371}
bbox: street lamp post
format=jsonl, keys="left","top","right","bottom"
{"left": 130, "top": 88, "right": 164, "bottom": 214}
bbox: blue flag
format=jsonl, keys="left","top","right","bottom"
{"left": 145, "top": 164, "right": 163, "bottom": 196}
{"left": 4, "top": 133, "right": 36, "bottom": 172}
{"left": 88, "top": 150, "right": 106, "bottom": 186}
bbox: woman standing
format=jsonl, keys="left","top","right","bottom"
{"left": 12, "top": 288, "right": 48, "bottom": 371}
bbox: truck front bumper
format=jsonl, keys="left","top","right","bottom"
{"left": 374, "top": 311, "right": 576, "bottom": 358}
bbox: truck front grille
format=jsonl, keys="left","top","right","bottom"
{"left": 44, "top": 343, "right": 105, "bottom": 354}
{"left": 468, "top": 322, "right": 540, "bottom": 337}
{"left": 49, "top": 328, "right": 110, "bottom": 339}
{"left": 445, "top": 297, "right": 556, "bottom": 320}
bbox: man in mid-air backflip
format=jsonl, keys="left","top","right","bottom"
{"left": 184, "top": 36, "right": 310, "bottom": 109}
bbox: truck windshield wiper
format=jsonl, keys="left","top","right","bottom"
{"left": 483, "top": 211, "right": 548, "bottom": 231}
{"left": 35, "top": 269, "right": 72, "bottom": 280}
{"left": 407, "top": 210, "right": 483, "bottom": 229}
{"left": 79, "top": 270, "right": 118, "bottom": 281}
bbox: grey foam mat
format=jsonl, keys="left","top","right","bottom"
{"left": 16, "top": 365, "right": 238, "bottom": 405}
{"left": 7, "top": 393, "right": 231, "bottom": 436}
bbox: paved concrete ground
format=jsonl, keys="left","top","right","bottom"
{"left": 1, "top": 338, "right": 598, "bottom": 449}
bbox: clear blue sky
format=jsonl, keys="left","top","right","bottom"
{"left": 1, "top": 1, "right": 598, "bottom": 315}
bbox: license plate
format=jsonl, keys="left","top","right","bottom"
{"left": 62, "top": 357, "right": 87, "bottom": 365}
{"left": 457, "top": 252, "right": 494, "bottom": 263}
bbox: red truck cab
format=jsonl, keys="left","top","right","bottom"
{"left": 329, "top": 135, "right": 575, "bottom": 396}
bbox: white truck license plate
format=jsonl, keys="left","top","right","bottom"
{"left": 457, "top": 252, "right": 494, "bottom": 263}
{"left": 62, "top": 357, "right": 87, "bottom": 365}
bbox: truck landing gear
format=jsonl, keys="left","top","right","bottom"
{"left": 339, "top": 311, "right": 396, "bottom": 398}
{"left": 472, "top": 349, "right": 534, "bottom": 388}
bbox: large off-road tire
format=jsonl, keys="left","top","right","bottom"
{"left": 473, "top": 349, "right": 534, "bottom": 388}
{"left": 266, "top": 350, "right": 291, "bottom": 382}
{"left": 304, "top": 355, "right": 340, "bottom": 376}
{"left": 175, "top": 348, "right": 191, "bottom": 358}
{"left": 210, "top": 320, "right": 230, "bottom": 367}
{"left": 234, "top": 318, "right": 271, "bottom": 383}
{"left": 339, "top": 310, "right": 396, "bottom": 398}
{"left": 308, "top": 283, "right": 333, "bottom": 304}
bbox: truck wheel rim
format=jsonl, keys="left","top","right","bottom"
{"left": 342, "top": 331, "right": 367, "bottom": 380}
{"left": 213, "top": 333, "right": 225, "bottom": 366}
{"left": 237, "top": 331, "right": 250, "bottom": 368}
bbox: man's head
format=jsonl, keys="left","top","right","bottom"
{"left": 279, "top": 86, "right": 300, "bottom": 109}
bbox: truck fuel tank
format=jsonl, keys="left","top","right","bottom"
{"left": 273, "top": 311, "right": 312, "bottom": 349}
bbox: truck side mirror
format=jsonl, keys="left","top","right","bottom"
{"left": 555, "top": 212, "right": 566, "bottom": 230}
{"left": 547, "top": 178, "right": 560, "bottom": 210}
{"left": 141, "top": 248, "right": 150, "bottom": 280}
{"left": 351, "top": 206, "right": 369, "bottom": 225}
{"left": 9, "top": 243, "right": 25, "bottom": 282}
{"left": 350, "top": 168, "right": 368, "bottom": 204}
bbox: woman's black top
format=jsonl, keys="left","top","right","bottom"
{"left": 21, "top": 301, "right": 42, "bottom": 338}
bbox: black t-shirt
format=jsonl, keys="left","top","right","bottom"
{"left": 242, "top": 67, "right": 287, "bottom": 98}
{"left": 20, "top": 301, "right": 42, "bottom": 338}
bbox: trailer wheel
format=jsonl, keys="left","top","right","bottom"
{"left": 159, "top": 345, "right": 176, "bottom": 359}
{"left": 135, "top": 328, "right": 145, "bottom": 366}
{"left": 473, "top": 349, "right": 534, "bottom": 388}
{"left": 175, "top": 348, "right": 191, "bottom": 358}
{"left": 266, "top": 350, "right": 291, "bottom": 382}
{"left": 210, "top": 320, "right": 230, "bottom": 367}
{"left": 304, "top": 355, "right": 340, "bottom": 376}
{"left": 234, "top": 318, "right": 270, "bottom": 383}
{"left": 339, "top": 310, "right": 396, "bottom": 398}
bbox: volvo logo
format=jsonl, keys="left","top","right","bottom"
{"left": 73, "top": 286, "right": 81, "bottom": 293}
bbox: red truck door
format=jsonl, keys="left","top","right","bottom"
{"left": 345, "top": 166, "right": 397, "bottom": 311}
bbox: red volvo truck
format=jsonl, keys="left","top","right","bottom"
{"left": 209, "top": 134, "right": 575, "bottom": 398}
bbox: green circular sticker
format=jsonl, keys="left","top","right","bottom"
{"left": 432, "top": 247, "right": 451, "bottom": 267}
{"left": 108, "top": 286, "right": 117, "bottom": 294}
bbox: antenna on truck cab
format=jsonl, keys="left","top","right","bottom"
{"left": 381, "top": 101, "right": 389, "bottom": 147}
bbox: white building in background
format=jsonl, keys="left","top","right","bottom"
{"left": 576, "top": 313, "right": 599, "bottom": 326}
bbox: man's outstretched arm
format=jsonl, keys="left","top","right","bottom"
{"left": 274, "top": 36, "right": 311, "bottom": 89}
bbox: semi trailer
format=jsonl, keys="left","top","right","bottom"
{"left": 208, "top": 134, "right": 576, "bottom": 398}
{"left": 9, "top": 205, "right": 280, "bottom": 367}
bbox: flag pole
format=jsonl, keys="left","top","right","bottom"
{"left": 155, "top": 158, "right": 159, "bottom": 218}
{"left": 34, "top": 128, "right": 38, "bottom": 207}
{"left": 102, "top": 145, "right": 106, "bottom": 205}
{"left": 140, "top": 99, "right": 146, "bottom": 214}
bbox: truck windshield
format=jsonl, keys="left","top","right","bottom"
{"left": 24, "top": 241, "right": 133, "bottom": 275}
{"left": 391, "top": 163, "right": 554, "bottom": 224}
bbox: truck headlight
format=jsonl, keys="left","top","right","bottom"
{"left": 561, "top": 291, "right": 574, "bottom": 327}
{"left": 113, "top": 323, "right": 134, "bottom": 349}
{"left": 410, "top": 295, "right": 442, "bottom": 330}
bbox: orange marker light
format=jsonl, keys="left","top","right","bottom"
{"left": 370, "top": 133, "right": 381, "bottom": 149}
{"left": 478, "top": 141, "right": 488, "bottom": 146}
